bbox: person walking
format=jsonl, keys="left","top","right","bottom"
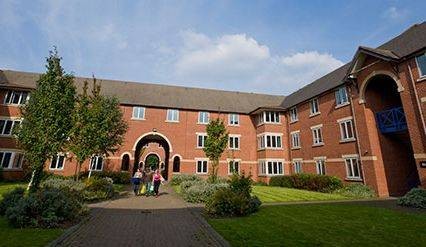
{"left": 152, "top": 169, "right": 164, "bottom": 197}
{"left": 132, "top": 168, "right": 143, "bottom": 196}
{"left": 145, "top": 168, "right": 154, "bottom": 197}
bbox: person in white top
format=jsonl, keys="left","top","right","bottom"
{"left": 132, "top": 168, "right": 143, "bottom": 196}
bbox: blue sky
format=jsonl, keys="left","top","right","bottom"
{"left": 0, "top": 0, "right": 425, "bottom": 95}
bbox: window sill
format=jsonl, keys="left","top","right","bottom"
{"left": 309, "top": 112, "right": 321, "bottom": 118}
{"left": 165, "top": 120, "right": 179, "bottom": 123}
{"left": 290, "top": 120, "right": 298, "bottom": 124}
{"left": 0, "top": 134, "right": 14, "bottom": 138}
{"left": 417, "top": 76, "right": 426, "bottom": 82}
{"left": 291, "top": 147, "right": 301, "bottom": 150}
{"left": 196, "top": 147, "right": 204, "bottom": 149}
{"left": 335, "top": 102, "right": 350, "bottom": 109}
{"left": 196, "top": 173, "right": 208, "bottom": 175}
{"left": 197, "top": 122, "right": 208, "bottom": 125}
{"left": 256, "top": 122, "right": 282, "bottom": 127}
{"left": 0, "top": 103, "right": 25, "bottom": 107}
{"left": 131, "top": 118, "right": 145, "bottom": 121}
{"left": 345, "top": 178, "right": 363, "bottom": 182}
{"left": 228, "top": 124, "right": 240, "bottom": 127}
{"left": 340, "top": 138, "right": 356, "bottom": 143}
{"left": 312, "top": 143, "right": 324, "bottom": 147}
{"left": 49, "top": 168, "right": 64, "bottom": 171}
{"left": 229, "top": 148, "right": 240, "bottom": 151}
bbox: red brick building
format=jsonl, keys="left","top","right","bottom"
{"left": 1, "top": 22, "right": 426, "bottom": 196}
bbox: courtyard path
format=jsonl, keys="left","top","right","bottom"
{"left": 52, "top": 185, "right": 229, "bottom": 247}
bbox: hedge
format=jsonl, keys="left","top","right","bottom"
{"left": 269, "top": 173, "right": 343, "bottom": 193}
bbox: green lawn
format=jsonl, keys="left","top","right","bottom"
{"left": 252, "top": 186, "right": 348, "bottom": 203}
{"left": 208, "top": 204, "right": 426, "bottom": 246}
{"left": 0, "top": 182, "right": 26, "bottom": 199}
{"left": 0, "top": 182, "right": 64, "bottom": 247}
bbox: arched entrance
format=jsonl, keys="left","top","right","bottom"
{"left": 364, "top": 74, "right": 420, "bottom": 195}
{"left": 133, "top": 132, "right": 172, "bottom": 180}
{"left": 145, "top": 153, "right": 160, "bottom": 171}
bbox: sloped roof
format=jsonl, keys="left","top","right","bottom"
{"left": 0, "top": 70, "right": 285, "bottom": 114}
{"left": 281, "top": 21, "right": 426, "bottom": 109}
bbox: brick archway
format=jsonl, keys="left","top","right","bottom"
{"left": 363, "top": 73, "right": 420, "bottom": 195}
{"left": 133, "top": 132, "right": 172, "bottom": 180}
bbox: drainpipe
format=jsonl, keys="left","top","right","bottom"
{"left": 286, "top": 111, "right": 292, "bottom": 174}
{"left": 407, "top": 63, "right": 426, "bottom": 136}
{"left": 348, "top": 85, "right": 367, "bottom": 185}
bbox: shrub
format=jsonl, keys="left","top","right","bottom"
{"left": 0, "top": 187, "right": 25, "bottom": 215}
{"left": 181, "top": 180, "right": 228, "bottom": 203}
{"left": 83, "top": 177, "right": 115, "bottom": 202}
{"left": 79, "top": 171, "right": 131, "bottom": 184}
{"left": 205, "top": 188, "right": 261, "bottom": 217}
{"left": 269, "top": 173, "right": 343, "bottom": 193}
{"left": 170, "top": 174, "right": 202, "bottom": 186}
{"left": 269, "top": 176, "right": 293, "bottom": 188}
{"left": 253, "top": 181, "right": 268, "bottom": 186}
{"left": 334, "top": 184, "right": 376, "bottom": 198}
{"left": 41, "top": 178, "right": 85, "bottom": 201}
{"left": 205, "top": 173, "right": 261, "bottom": 217}
{"left": 397, "top": 188, "right": 426, "bottom": 209}
{"left": 4, "top": 188, "right": 87, "bottom": 228}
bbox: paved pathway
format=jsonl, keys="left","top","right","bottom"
{"left": 53, "top": 186, "right": 228, "bottom": 247}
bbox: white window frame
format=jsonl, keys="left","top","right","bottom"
{"left": 195, "top": 158, "right": 208, "bottom": 174}
{"left": 196, "top": 133, "right": 207, "bottom": 148}
{"left": 0, "top": 118, "right": 21, "bottom": 136}
{"left": 344, "top": 156, "right": 361, "bottom": 180}
{"left": 258, "top": 159, "right": 284, "bottom": 176}
{"left": 0, "top": 150, "right": 24, "bottom": 170}
{"left": 228, "top": 159, "right": 241, "bottom": 175}
{"left": 311, "top": 125, "right": 324, "bottom": 146}
{"left": 315, "top": 158, "right": 326, "bottom": 175}
{"left": 49, "top": 154, "right": 66, "bottom": 170}
{"left": 228, "top": 135, "right": 240, "bottom": 150}
{"left": 228, "top": 113, "right": 239, "bottom": 126}
{"left": 290, "top": 131, "right": 301, "bottom": 149}
{"left": 166, "top": 109, "right": 179, "bottom": 122}
{"left": 309, "top": 98, "right": 320, "bottom": 116}
{"left": 338, "top": 117, "right": 355, "bottom": 142}
{"left": 289, "top": 107, "right": 298, "bottom": 122}
{"left": 132, "top": 106, "right": 145, "bottom": 120}
{"left": 90, "top": 155, "right": 103, "bottom": 171}
{"left": 257, "top": 111, "right": 280, "bottom": 125}
{"left": 257, "top": 133, "right": 283, "bottom": 150}
{"left": 416, "top": 52, "right": 426, "bottom": 78}
{"left": 3, "top": 90, "right": 29, "bottom": 105}
{"left": 293, "top": 159, "right": 302, "bottom": 174}
{"left": 335, "top": 86, "right": 349, "bottom": 107}
{"left": 198, "top": 111, "right": 210, "bottom": 124}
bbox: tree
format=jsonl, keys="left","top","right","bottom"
{"left": 15, "top": 49, "right": 76, "bottom": 191}
{"left": 69, "top": 77, "right": 127, "bottom": 180}
{"left": 203, "top": 118, "right": 228, "bottom": 183}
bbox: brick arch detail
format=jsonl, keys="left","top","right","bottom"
{"left": 131, "top": 131, "right": 173, "bottom": 152}
{"left": 358, "top": 70, "right": 404, "bottom": 104}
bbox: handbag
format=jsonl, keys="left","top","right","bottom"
{"left": 149, "top": 184, "right": 154, "bottom": 192}
{"left": 140, "top": 184, "right": 146, "bottom": 194}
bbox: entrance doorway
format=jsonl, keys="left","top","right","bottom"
{"left": 364, "top": 74, "right": 420, "bottom": 195}
{"left": 133, "top": 132, "right": 172, "bottom": 180}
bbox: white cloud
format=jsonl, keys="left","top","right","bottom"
{"left": 382, "top": 6, "right": 408, "bottom": 21}
{"left": 174, "top": 31, "right": 344, "bottom": 94}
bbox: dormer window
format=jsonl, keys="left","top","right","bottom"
{"left": 4, "top": 90, "right": 29, "bottom": 105}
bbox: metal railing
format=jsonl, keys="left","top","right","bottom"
{"left": 376, "top": 106, "right": 407, "bottom": 134}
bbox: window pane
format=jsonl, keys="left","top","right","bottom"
{"left": 12, "top": 92, "right": 20, "bottom": 104}
{"left": 13, "top": 153, "right": 23, "bottom": 168}
{"left": 267, "top": 136, "right": 271, "bottom": 147}
{"left": 20, "top": 92, "right": 28, "bottom": 104}
{"left": 96, "top": 157, "right": 103, "bottom": 170}
{"left": 267, "top": 162, "right": 272, "bottom": 175}
{"left": 0, "top": 120, "right": 5, "bottom": 134}
{"left": 203, "top": 161, "right": 207, "bottom": 173}
{"left": 3, "top": 120, "right": 13, "bottom": 135}
{"left": 235, "top": 137, "right": 239, "bottom": 149}
{"left": 57, "top": 155, "right": 65, "bottom": 169}
{"left": 417, "top": 54, "right": 426, "bottom": 76}
{"left": 2, "top": 152, "right": 11, "bottom": 168}
{"left": 4, "top": 91, "right": 12, "bottom": 104}
{"left": 0, "top": 152, "right": 4, "bottom": 167}
{"left": 50, "top": 155, "right": 58, "bottom": 169}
